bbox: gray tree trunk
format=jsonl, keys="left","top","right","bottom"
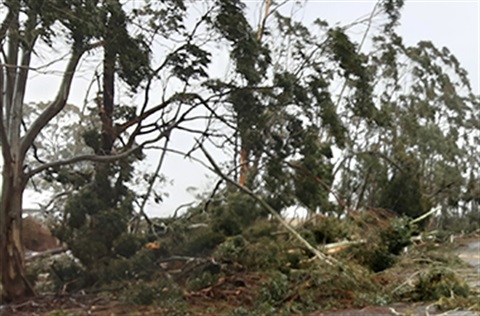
{"left": 0, "top": 160, "right": 35, "bottom": 302}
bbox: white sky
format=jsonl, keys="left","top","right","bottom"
{"left": 19, "top": 1, "right": 480, "bottom": 218}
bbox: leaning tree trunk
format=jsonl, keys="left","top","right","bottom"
{"left": 0, "top": 162, "right": 35, "bottom": 302}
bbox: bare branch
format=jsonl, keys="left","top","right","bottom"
{"left": 26, "top": 115, "right": 180, "bottom": 178}
{"left": 115, "top": 97, "right": 174, "bottom": 136}
{"left": 20, "top": 49, "right": 84, "bottom": 160}
{"left": 257, "top": 0, "right": 272, "bottom": 42}
{"left": 26, "top": 146, "right": 140, "bottom": 178}
{"left": 138, "top": 136, "right": 170, "bottom": 217}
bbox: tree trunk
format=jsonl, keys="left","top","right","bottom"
{"left": 0, "top": 163, "right": 35, "bottom": 303}
{"left": 238, "top": 147, "right": 249, "bottom": 186}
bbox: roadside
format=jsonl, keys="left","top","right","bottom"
{"left": 312, "top": 235, "right": 480, "bottom": 316}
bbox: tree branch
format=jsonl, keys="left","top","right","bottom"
{"left": 0, "top": 64, "right": 12, "bottom": 164}
{"left": 26, "top": 146, "right": 141, "bottom": 178}
{"left": 199, "top": 143, "right": 337, "bottom": 266}
{"left": 138, "top": 135, "right": 170, "bottom": 219}
{"left": 114, "top": 97, "right": 174, "bottom": 136}
{"left": 0, "top": 9, "right": 14, "bottom": 42}
{"left": 26, "top": 116, "right": 179, "bottom": 178}
{"left": 19, "top": 48, "right": 84, "bottom": 160}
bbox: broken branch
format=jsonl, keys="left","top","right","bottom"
{"left": 199, "top": 143, "right": 337, "bottom": 266}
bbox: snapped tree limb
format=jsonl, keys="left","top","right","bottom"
{"left": 199, "top": 143, "right": 338, "bottom": 266}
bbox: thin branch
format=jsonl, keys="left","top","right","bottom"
{"left": 257, "top": 0, "right": 272, "bottom": 42}
{"left": 138, "top": 136, "right": 170, "bottom": 218}
{"left": 25, "top": 246, "right": 67, "bottom": 262}
{"left": 26, "top": 146, "right": 140, "bottom": 178}
{"left": 115, "top": 96, "right": 175, "bottom": 136}
{"left": 27, "top": 115, "right": 180, "bottom": 178}
{"left": 410, "top": 206, "right": 440, "bottom": 225}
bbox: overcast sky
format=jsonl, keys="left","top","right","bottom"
{"left": 21, "top": 1, "right": 480, "bottom": 217}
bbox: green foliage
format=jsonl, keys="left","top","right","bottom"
{"left": 336, "top": 25, "right": 478, "bottom": 223}
{"left": 167, "top": 43, "right": 211, "bottom": 82}
{"left": 113, "top": 234, "right": 144, "bottom": 258}
{"left": 98, "top": 249, "right": 158, "bottom": 283}
{"left": 381, "top": 0, "right": 405, "bottom": 30}
{"left": 185, "top": 271, "right": 219, "bottom": 292}
{"left": 379, "top": 161, "right": 428, "bottom": 219}
{"left": 350, "top": 215, "right": 413, "bottom": 272}
{"left": 381, "top": 217, "right": 413, "bottom": 255}
{"left": 259, "top": 271, "right": 290, "bottom": 303}
{"left": 213, "top": 0, "right": 270, "bottom": 84}
{"left": 240, "top": 239, "right": 287, "bottom": 271}
{"left": 121, "top": 279, "right": 182, "bottom": 306}
{"left": 351, "top": 244, "right": 396, "bottom": 273}
{"left": 49, "top": 254, "right": 86, "bottom": 292}
{"left": 328, "top": 28, "right": 375, "bottom": 120}
{"left": 210, "top": 191, "right": 268, "bottom": 236}
{"left": 214, "top": 236, "right": 247, "bottom": 263}
{"left": 55, "top": 135, "right": 141, "bottom": 270}
{"left": 242, "top": 219, "right": 278, "bottom": 241}
{"left": 180, "top": 228, "right": 225, "bottom": 257}
{"left": 305, "top": 216, "right": 352, "bottom": 244}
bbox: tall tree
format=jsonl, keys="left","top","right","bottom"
{"left": 0, "top": 0, "right": 216, "bottom": 302}
{"left": 207, "top": 1, "right": 388, "bottom": 214}
{"left": 335, "top": 33, "right": 480, "bottom": 218}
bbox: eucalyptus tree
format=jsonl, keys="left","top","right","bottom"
{"left": 0, "top": 0, "right": 220, "bottom": 302}
{"left": 335, "top": 32, "right": 480, "bottom": 219}
{"left": 203, "top": 0, "right": 407, "bottom": 215}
